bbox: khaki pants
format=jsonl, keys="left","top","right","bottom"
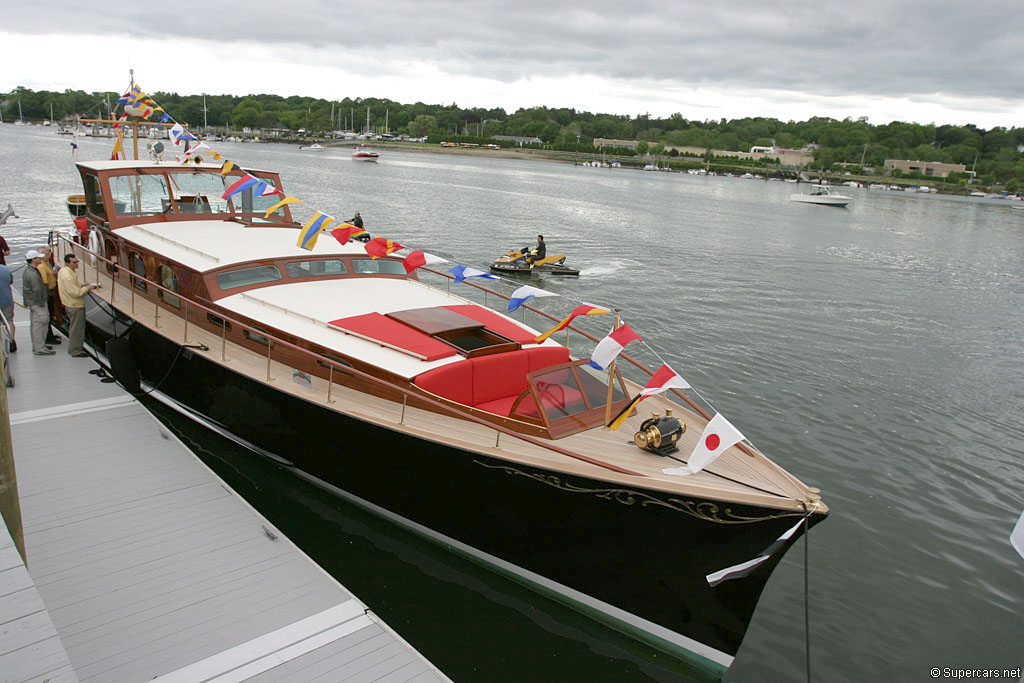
{"left": 66, "top": 306, "right": 85, "bottom": 356}
{"left": 30, "top": 305, "right": 49, "bottom": 353}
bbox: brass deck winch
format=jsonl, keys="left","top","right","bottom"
{"left": 634, "top": 408, "right": 685, "bottom": 456}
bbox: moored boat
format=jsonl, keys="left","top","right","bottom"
{"left": 352, "top": 145, "right": 380, "bottom": 161}
{"left": 54, "top": 147, "right": 826, "bottom": 676}
{"left": 790, "top": 184, "right": 852, "bottom": 207}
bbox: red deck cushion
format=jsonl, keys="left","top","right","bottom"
{"left": 329, "top": 312, "right": 457, "bottom": 362}
{"left": 443, "top": 305, "right": 538, "bottom": 345}
{"left": 472, "top": 350, "right": 529, "bottom": 406}
{"left": 414, "top": 345, "right": 575, "bottom": 418}
{"left": 415, "top": 359, "right": 474, "bottom": 406}
{"left": 526, "top": 346, "right": 570, "bottom": 373}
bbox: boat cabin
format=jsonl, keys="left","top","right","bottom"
{"left": 72, "top": 160, "right": 634, "bottom": 440}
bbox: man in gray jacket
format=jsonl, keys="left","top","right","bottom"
{"left": 22, "top": 250, "right": 53, "bottom": 355}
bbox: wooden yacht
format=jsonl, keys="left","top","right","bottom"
{"left": 56, "top": 158, "right": 827, "bottom": 677}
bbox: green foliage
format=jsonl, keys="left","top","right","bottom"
{"left": 5, "top": 85, "right": 1021, "bottom": 185}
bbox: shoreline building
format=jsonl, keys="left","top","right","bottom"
{"left": 884, "top": 159, "right": 966, "bottom": 178}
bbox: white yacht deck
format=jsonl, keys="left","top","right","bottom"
{"left": 0, "top": 320, "right": 449, "bottom": 682}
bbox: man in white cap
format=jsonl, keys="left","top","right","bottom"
{"left": 22, "top": 250, "right": 53, "bottom": 355}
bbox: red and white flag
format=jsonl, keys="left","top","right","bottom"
{"left": 588, "top": 323, "right": 642, "bottom": 370}
{"left": 663, "top": 412, "right": 744, "bottom": 475}
{"left": 402, "top": 250, "right": 447, "bottom": 273}
{"left": 608, "top": 363, "right": 690, "bottom": 430}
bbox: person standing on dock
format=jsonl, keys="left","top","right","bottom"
{"left": 38, "top": 247, "right": 61, "bottom": 346}
{"left": 57, "top": 253, "right": 99, "bottom": 358}
{"left": 0, "top": 261, "right": 15, "bottom": 352}
{"left": 22, "top": 250, "right": 52, "bottom": 355}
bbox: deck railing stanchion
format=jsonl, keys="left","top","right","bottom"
{"left": 154, "top": 296, "right": 160, "bottom": 328}
{"left": 221, "top": 319, "right": 227, "bottom": 362}
{"left": 266, "top": 340, "right": 272, "bottom": 381}
{"left": 400, "top": 394, "right": 407, "bottom": 424}
{"left": 495, "top": 430, "right": 501, "bottom": 448}
{"left": 327, "top": 366, "right": 334, "bottom": 404}
{"left": 131, "top": 281, "right": 136, "bottom": 315}
{"left": 183, "top": 300, "right": 189, "bottom": 343}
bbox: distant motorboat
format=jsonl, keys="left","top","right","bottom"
{"left": 969, "top": 191, "right": 987, "bottom": 197}
{"left": 352, "top": 145, "right": 380, "bottom": 162}
{"left": 790, "top": 184, "right": 852, "bottom": 208}
{"left": 300, "top": 143, "right": 325, "bottom": 151}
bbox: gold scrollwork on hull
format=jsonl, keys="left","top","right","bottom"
{"left": 475, "top": 461, "right": 803, "bottom": 525}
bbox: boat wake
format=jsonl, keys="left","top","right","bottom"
{"left": 579, "top": 259, "right": 640, "bottom": 277}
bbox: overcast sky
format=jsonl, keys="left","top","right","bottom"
{"left": 3, "top": 0, "right": 1022, "bottom": 128}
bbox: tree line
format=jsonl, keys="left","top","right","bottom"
{"left": 4, "top": 86, "right": 1023, "bottom": 187}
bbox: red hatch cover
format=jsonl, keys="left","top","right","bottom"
{"left": 329, "top": 312, "right": 458, "bottom": 361}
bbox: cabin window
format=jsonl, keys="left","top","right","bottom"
{"left": 84, "top": 174, "right": 104, "bottom": 215}
{"left": 243, "top": 326, "right": 274, "bottom": 347}
{"left": 109, "top": 174, "right": 170, "bottom": 216}
{"left": 129, "top": 252, "right": 147, "bottom": 292}
{"left": 216, "top": 265, "right": 282, "bottom": 290}
{"left": 158, "top": 265, "right": 181, "bottom": 308}
{"left": 316, "top": 356, "right": 353, "bottom": 370}
{"left": 351, "top": 259, "right": 406, "bottom": 275}
{"left": 104, "top": 239, "right": 118, "bottom": 274}
{"left": 207, "top": 313, "right": 231, "bottom": 331}
{"left": 285, "top": 260, "right": 347, "bottom": 278}
{"left": 167, "top": 172, "right": 230, "bottom": 214}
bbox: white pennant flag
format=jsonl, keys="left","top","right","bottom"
{"left": 663, "top": 412, "right": 744, "bottom": 476}
{"left": 1012, "top": 507, "right": 1024, "bottom": 560}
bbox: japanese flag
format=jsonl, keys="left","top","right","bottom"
{"left": 663, "top": 413, "right": 744, "bottom": 476}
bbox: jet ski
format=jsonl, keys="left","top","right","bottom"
{"left": 490, "top": 246, "right": 580, "bottom": 275}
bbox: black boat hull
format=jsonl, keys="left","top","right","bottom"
{"left": 84, "top": 309, "right": 823, "bottom": 674}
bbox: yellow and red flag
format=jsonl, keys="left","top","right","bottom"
{"left": 364, "top": 236, "right": 404, "bottom": 259}
{"left": 535, "top": 303, "right": 610, "bottom": 343}
{"left": 330, "top": 223, "right": 368, "bottom": 245}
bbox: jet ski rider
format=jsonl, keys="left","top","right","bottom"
{"left": 524, "top": 234, "right": 546, "bottom": 267}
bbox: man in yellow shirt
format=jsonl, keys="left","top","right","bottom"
{"left": 57, "top": 253, "right": 100, "bottom": 357}
{"left": 38, "top": 247, "right": 61, "bottom": 345}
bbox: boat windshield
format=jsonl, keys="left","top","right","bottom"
{"left": 167, "top": 172, "right": 232, "bottom": 214}
{"left": 512, "top": 360, "right": 629, "bottom": 429}
{"left": 109, "top": 174, "right": 171, "bottom": 217}
{"left": 103, "top": 169, "right": 286, "bottom": 223}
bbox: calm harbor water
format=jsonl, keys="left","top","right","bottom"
{"left": 2, "top": 125, "right": 1022, "bottom": 682}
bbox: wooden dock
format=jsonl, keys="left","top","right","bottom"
{"left": 0, "top": 320, "right": 450, "bottom": 683}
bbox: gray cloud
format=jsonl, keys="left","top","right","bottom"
{"left": 6, "top": 0, "right": 1023, "bottom": 114}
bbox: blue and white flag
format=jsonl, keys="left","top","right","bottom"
{"left": 507, "top": 285, "right": 557, "bottom": 312}
{"left": 168, "top": 123, "right": 196, "bottom": 146}
{"left": 449, "top": 265, "right": 498, "bottom": 284}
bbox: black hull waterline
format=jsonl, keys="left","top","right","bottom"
{"left": 84, "top": 303, "right": 822, "bottom": 673}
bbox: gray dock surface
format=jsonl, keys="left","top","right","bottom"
{"left": 1, "top": 320, "right": 449, "bottom": 682}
